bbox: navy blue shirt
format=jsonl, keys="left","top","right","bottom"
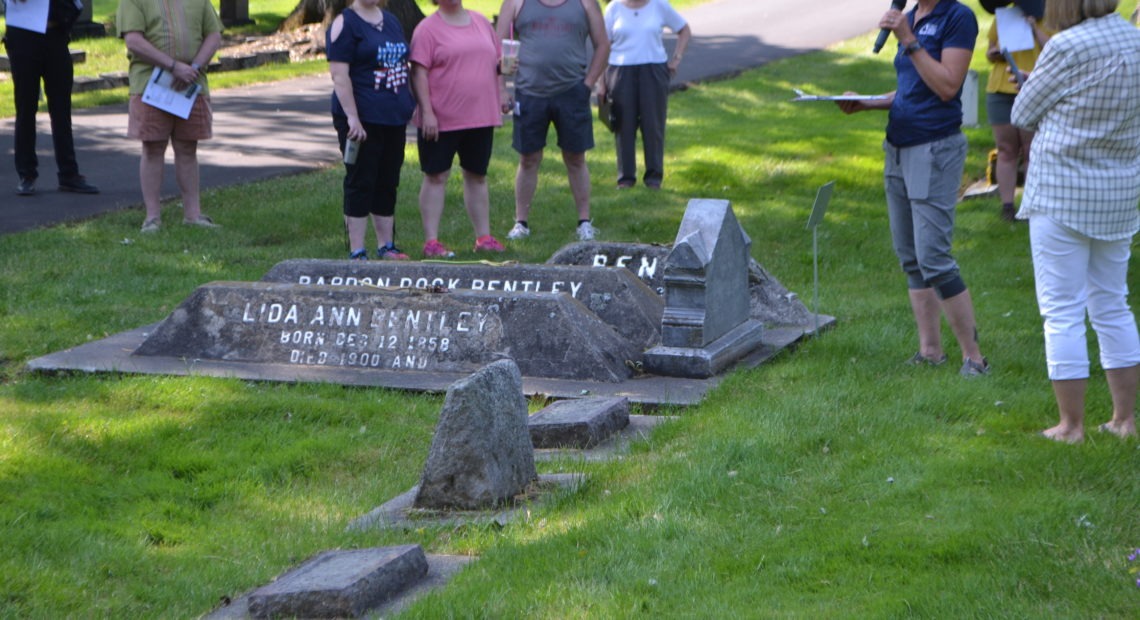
{"left": 886, "top": 0, "right": 978, "bottom": 147}
{"left": 326, "top": 9, "right": 416, "bottom": 126}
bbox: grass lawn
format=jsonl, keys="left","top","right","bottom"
{"left": 2, "top": 1, "right": 1140, "bottom": 617}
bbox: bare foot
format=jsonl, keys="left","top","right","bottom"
{"left": 1041, "top": 424, "right": 1084, "bottom": 444}
{"left": 1097, "top": 421, "right": 1137, "bottom": 439}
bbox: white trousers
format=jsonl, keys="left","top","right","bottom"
{"left": 1029, "top": 214, "right": 1140, "bottom": 380}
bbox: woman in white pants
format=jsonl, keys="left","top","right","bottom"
{"left": 1011, "top": 0, "right": 1140, "bottom": 443}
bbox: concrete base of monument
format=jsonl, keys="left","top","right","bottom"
{"left": 27, "top": 314, "right": 835, "bottom": 406}
{"left": 645, "top": 319, "right": 766, "bottom": 379}
{"left": 348, "top": 473, "right": 585, "bottom": 532}
{"left": 201, "top": 552, "right": 475, "bottom": 620}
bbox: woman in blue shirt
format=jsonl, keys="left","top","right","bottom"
{"left": 838, "top": 0, "right": 989, "bottom": 378}
{"left": 327, "top": 0, "right": 417, "bottom": 260}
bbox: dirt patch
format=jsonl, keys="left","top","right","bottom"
{"left": 217, "top": 24, "right": 327, "bottom": 63}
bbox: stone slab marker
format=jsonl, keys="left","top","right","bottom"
{"left": 547, "top": 242, "right": 813, "bottom": 328}
{"left": 246, "top": 545, "right": 428, "bottom": 618}
{"left": 642, "top": 199, "right": 765, "bottom": 378}
{"left": 415, "top": 359, "right": 537, "bottom": 510}
{"left": 261, "top": 259, "right": 664, "bottom": 350}
{"left": 529, "top": 397, "right": 630, "bottom": 449}
{"left": 132, "top": 281, "right": 639, "bottom": 382}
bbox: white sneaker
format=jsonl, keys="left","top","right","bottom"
{"left": 576, "top": 220, "right": 597, "bottom": 241}
{"left": 507, "top": 222, "right": 530, "bottom": 240}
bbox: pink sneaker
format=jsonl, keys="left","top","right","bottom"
{"left": 422, "top": 239, "right": 455, "bottom": 258}
{"left": 474, "top": 235, "right": 505, "bottom": 252}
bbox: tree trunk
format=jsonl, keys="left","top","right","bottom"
{"left": 280, "top": 0, "right": 426, "bottom": 34}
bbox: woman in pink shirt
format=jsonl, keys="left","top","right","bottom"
{"left": 410, "top": 0, "right": 509, "bottom": 257}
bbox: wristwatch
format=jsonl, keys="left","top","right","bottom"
{"left": 903, "top": 40, "right": 922, "bottom": 56}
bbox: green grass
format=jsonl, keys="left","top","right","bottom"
{"left": 3, "top": 1, "right": 1140, "bottom": 617}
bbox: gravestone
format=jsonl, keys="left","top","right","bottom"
{"left": 132, "top": 281, "right": 639, "bottom": 382}
{"left": 547, "top": 244, "right": 813, "bottom": 328}
{"left": 246, "top": 545, "right": 428, "bottom": 619}
{"left": 528, "top": 397, "right": 630, "bottom": 449}
{"left": 641, "top": 199, "right": 765, "bottom": 378}
{"left": 262, "top": 259, "right": 664, "bottom": 350}
{"left": 220, "top": 0, "right": 253, "bottom": 26}
{"left": 414, "top": 360, "right": 537, "bottom": 511}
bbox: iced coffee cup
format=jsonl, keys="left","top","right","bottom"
{"left": 501, "top": 39, "right": 520, "bottom": 76}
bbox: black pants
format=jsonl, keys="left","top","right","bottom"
{"left": 5, "top": 26, "right": 79, "bottom": 182}
{"left": 606, "top": 63, "right": 670, "bottom": 187}
{"left": 333, "top": 116, "right": 406, "bottom": 218}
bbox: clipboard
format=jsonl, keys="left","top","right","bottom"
{"left": 791, "top": 88, "right": 890, "bottom": 103}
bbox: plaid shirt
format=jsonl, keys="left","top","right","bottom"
{"left": 1012, "top": 14, "right": 1140, "bottom": 240}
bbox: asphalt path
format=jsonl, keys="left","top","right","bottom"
{"left": 0, "top": 0, "right": 889, "bottom": 234}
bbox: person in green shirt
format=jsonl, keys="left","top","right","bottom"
{"left": 116, "top": 0, "right": 223, "bottom": 232}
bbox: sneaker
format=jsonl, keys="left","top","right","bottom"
{"left": 183, "top": 215, "right": 219, "bottom": 228}
{"left": 58, "top": 176, "right": 99, "bottom": 194}
{"left": 507, "top": 222, "right": 530, "bottom": 240}
{"left": 474, "top": 235, "right": 505, "bottom": 252}
{"left": 423, "top": 239, "right": 455, "bottom": 258}
{"left": 908, "top": 352, "right": 948, "bottom": 367}
{"left": 1000, "top": 204, "right": 1017, "bottom": 222}
{"left": 16, "top": 176, "right": 35, "bottom": 196}
{"left": 376, "top": 243, "right": 409, "bottom": 260}
{"left": 349, "top": 249, "right": 368, "bottom": 260}
{"left": 576, "top": 220, "right": 597, "bottom": 241}
{"left": 960, "top": 357, "right": 991, "bottom": 377}
{"left": 140, "top": 218, "right": 161, "bottom": 233}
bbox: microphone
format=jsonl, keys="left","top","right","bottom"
{"left": 873, "top": 0, "right": 909, "bottom": 54}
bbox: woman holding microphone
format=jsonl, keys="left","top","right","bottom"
{"left": 837, "top": 0, "right": 990, "bottom": 377}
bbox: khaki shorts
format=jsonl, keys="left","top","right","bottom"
{"left": 128, "top": 95, "right": 213, "bottom": 142}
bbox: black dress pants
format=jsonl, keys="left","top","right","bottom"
{"left": 4, "top": 26, "right": 79, "bottom": 182}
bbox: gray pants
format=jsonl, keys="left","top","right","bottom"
{"left": 606, "top": 63, "right": 670, "bottom": 186}
{"left": 883, "top": 132, "right": 967, "bottom": 293}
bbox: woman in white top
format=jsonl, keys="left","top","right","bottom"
{"left": 1011, "top": 0, "right": 1140, "bottom": 442}
{"left": 602, "top": 0, "right": 690, "bottom": 189}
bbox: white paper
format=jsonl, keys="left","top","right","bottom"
{"left": 791, "top": 89, "right": 890, "bottom": 102}
{"left": 141, "top": 67, "right": 200, "bottom": 119}
{"left": 5, "top": 0, "right": 51, "bottom": 34}
{"left": 996, "top": 6, "right": 1035, "bottom": 53}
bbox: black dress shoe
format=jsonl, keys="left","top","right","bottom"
{"left": 16, "top": 177, "right": 35, "bottom": 196}
{"left": 58, "top": 176, "right": 100, "bottom": 194}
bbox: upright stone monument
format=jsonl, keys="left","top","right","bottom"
{"left": 414, "top": 360, "right": 537, "bottom": 511}
{"left": 642, "top": 200, "right": 765, "bottom": 378}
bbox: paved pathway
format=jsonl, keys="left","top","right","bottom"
{"left": 0, "top": 0, "right": 886, "bottom": 234}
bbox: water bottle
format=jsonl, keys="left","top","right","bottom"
{"left": 343, "top": 138, "right": 360, "bottom": 165}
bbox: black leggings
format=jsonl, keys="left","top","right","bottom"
{"left": 333, "top": 117, "right": 406, "bottom": 217}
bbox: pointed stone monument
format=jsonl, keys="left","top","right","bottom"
{"left": 643, "top": 199, "right": 765, "bottom": 378}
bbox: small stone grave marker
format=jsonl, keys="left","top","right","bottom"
{"left": 528, "top": 397, "right": 630, "bottom": 449}
{"left": 246, "top": 545, "right": 428, "bottom": 619}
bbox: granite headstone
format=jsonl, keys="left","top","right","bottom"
{"left": 414, "top": 360, "right": 537, "bottom": 511}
